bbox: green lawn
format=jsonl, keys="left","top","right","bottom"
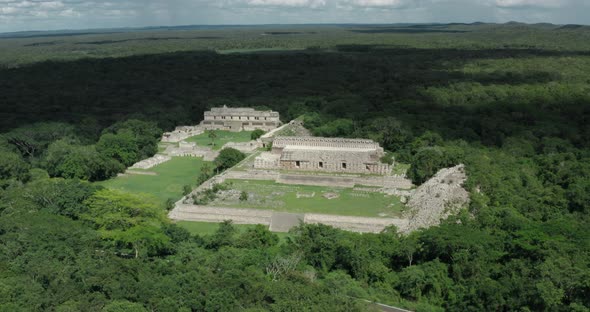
{"left": 98, "top": 157, "right": 209, "bottom": 206}
{"left": 185, "top": 130, "right": 253, "bottom": 150}
{"left": 177, "top": 221, "right": 292, "bottom": 242}
{"left": 211, "top": 179, "right": 404, "bottom": 218}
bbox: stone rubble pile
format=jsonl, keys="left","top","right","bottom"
{"left": 403, "top": 164, "right": 470, "bottom": 232}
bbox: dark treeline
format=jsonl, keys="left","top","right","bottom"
{"left": 1, "top": 25, "right": 590, "bottom": 311}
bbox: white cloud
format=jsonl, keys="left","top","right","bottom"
{"left": 347, "top": 0, "right": 414, "bottom": 8}
{"left": 247, "top": 0, "right": 327, "bottom": 7}
{"left": 494, "top": 0, "right": 570, "bottom": 9}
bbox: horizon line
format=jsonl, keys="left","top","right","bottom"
{"left": 2, "top": 21, "right": 588, "bottom": 36}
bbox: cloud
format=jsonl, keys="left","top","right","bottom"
{"left": 0, "top": 0, "right": 588, "bottom": 32}
{"left": 494, "top": 0, "right": 570, "bottom": 9}
{"left": 246, "top": 0, "right": 327, "bottom": 7}
{"left": 346, "top": 0, "right": 416, "bottom": 8}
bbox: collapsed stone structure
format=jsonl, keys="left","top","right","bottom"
{"left": 200, "top": 106, "right": 281, "bottom": 132}
{"left": 403, "top": 164, "right": 470, "bottom": 232}
{"left": 254, "top": 136, "right": 392, "bottom": 175}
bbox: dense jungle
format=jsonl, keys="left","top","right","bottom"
{"left": 0, "top": 23, "right": 589, "bottom": 311}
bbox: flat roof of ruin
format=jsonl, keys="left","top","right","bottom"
{"left": 283, "top": 146, "right": 376, "bottom": 152}
{"left": 273, "top": 136, "right": 381, "bottom": 148}
{"left": 206, "top": 106, "right": 278, "bottom": 114}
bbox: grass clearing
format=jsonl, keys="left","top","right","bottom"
{"left": 211, "top": 179, "right": 404, "bottom": 218}
{"left": 98, "top": 157, "right": 209, "bottom": 206}
{"left": 185, "top": 130, "right": 253, "bottom": 150}
{"left": 177, "top": 221, "right": 292, "bottom": 242}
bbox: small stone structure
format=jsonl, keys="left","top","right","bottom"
{"left": 254, "top": 136, "right": 392, "bottom": 175}
{"left": 224, "top": 141, "right": 259, "bottom": 153}
{"left": 162, "top": 126, "right": 203, "bottom": 143}
{"left": 200, "top": 106, "right": 281, "bottom": 132}
{"left": 130, "top": 154, "right": 171, "bottom": 170}
{"left": 163, "top": 141, "right": 219, "bottom": 160}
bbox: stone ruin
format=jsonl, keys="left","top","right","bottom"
{"left": 162, "top": 106, "right": 281, "bottom": 142}
{"left": 130, "top": 154, "right": 172, "bottom": 170}
{"left": 161, "top": 126, "right": 203, "bottom": 143}
{"left": 200, "top": 105, "right": 281, "bottom": 132}
{"left": 402, "top": 164, "right": 470, "bottom": 232}
{"left": 254, "top": 136, "right": 392, "bottom": 175}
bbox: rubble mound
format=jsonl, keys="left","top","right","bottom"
{"left": 322, "top": 192, "right": 340, "bottom": 200}
{"left": 403, "top": 164, "right": 469, "bottom": 232}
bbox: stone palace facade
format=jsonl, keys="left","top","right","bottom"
{"left": 255, "top": 136, "right": 392, "bottom": 175}
{"left": 200, "top": 106, "right": 281, "bottom": 132}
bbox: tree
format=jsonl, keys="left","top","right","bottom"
{"left": 0, "top": 150, "right": 30, "bottom": 186}
{"left": 380, "top": 153, "right": 394, "bottom": 165}
{"left": 214, "top": 148, "right": 246, "bottom": 171}
{"left": 2, "top": 122, "right": 76, "bottom": 159}
{"left": 83, "top": 189, "right": 170, "bottom": 257}
{"left": 398, "top": 232, "right": 423, "bottom": 267}
{"left": 102, "top": 300, "right": 147, "bottom": 312}
{"left": 566, "top": 178, "right": 590, "bottom": 213}
{"left": 207, "top": 220, "right": 236, "bottom": 249}
{"left": 408, "top": 147, "right": 448, "bottom": 185}
{"left": 109, "top": 224, "right": 171, "bottom": 258}
{"left": 237, "top": 224, "right": 278, "bottom": 249}
{"left": 101, "top": 119, "right": 162, "bottom": 159}
{"left": 197, "top": 163, "right": 214, "bottom": 185}
{"left": 367, "top": 117, "right": 411, "bottom": 152}
{"left": 207, "top": 130, "right": 218, "bottom": 147}
{"left": 44, "top": 139, "right": 121, "bottom": 181}
{"left": 96, "top": 130, "right": 139, "bottom": 167}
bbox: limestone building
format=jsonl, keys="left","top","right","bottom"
{"left": 200, "top": 106, "right": 281, "bottom": 132}
{"left": 255, "top": 137, "right": 392, "bottom": 175}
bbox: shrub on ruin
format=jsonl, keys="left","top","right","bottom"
{"left": 214, "top": 148, "right": 246, "bottom": 171}
{"left": 165, "top": 198, "right": 176, "bottom": 211}
{"left": 251, "top": 129, "right": 265, "bottom": 140}
{"left": 380, "top": 153, "right": 395, "bottom": 165}
{"left": 239, "top": 191, "right": 248, "bottom": 202}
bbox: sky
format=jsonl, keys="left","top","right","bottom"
{"left": 0, "top": 0, "right": 588, "bottom": 33}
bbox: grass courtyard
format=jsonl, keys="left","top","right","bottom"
{"left": 98, "top": 157, "right": 209, "bottom": 206}
{"left": 185, "top": 130, "right": 253, "bottom": 150}
{"left": 209, "top": 179, "right": 404, "bottom": 218}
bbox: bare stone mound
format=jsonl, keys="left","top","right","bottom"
{"left": 403, "top": 164, "right": 470, "bottom": 232}
{"left": 322, "top": 192, "right": 340, "bottom": 200}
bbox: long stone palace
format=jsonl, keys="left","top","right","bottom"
{"left": 200, "top": 106, "right": 281, "bottom": 132}
{"left": 255, "top": 136, "right": 392, "bottom": 175}
{"left": 162, "top": 106, "right": 281, "bottom": 142}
